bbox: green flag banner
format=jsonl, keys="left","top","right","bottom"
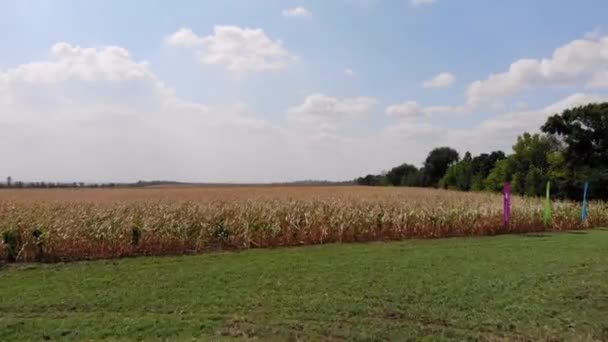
{"left": 544, "top": 181, "right": 552, "bottom": 227}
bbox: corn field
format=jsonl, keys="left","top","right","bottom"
{"left": 1, "top": 186, "right": 606, "bottom": 263}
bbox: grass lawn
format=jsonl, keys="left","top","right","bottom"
{"left": 1, "top": 230, "right": 608, "bottom": 341}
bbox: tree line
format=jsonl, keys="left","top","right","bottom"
{"left": 356, "top": 102, "right": 608, "bottom": 200}
{"left": 0, "top": 180, "right": 182, "bottom": 189}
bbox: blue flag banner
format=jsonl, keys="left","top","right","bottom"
{"left": 582, "top": 181, "right": 589, "bottom": 222}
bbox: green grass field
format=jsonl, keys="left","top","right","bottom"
{"left": 1, "top": 230, "right": 608, "bottom": 341}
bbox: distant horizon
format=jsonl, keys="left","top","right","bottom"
{"left": 0, "top": 178, "right": 355, "bottom": 186}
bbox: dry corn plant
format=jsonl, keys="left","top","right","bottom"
{"left": 0, "top": 186, "right": 606, "bottom": 262}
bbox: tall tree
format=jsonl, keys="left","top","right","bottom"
{"left": 423, "top": 147, "right": 460, "bottom": 187}
{"left": 385, "top": 163, "right": 419, "bottom": 186}
{"left": 440, "top": 152, "right": 473, "bottom": 190}
{"left": 509, "top": 133, "right": 559, "bottom": 196}
{"left": 485, "top": 158, "right": 514, "bottom": 192}
{"left": 471, "top": 151, "right": 506, "bottom": 178}
{"left": 541, "top": 102, "right": 608, "bottom": 199}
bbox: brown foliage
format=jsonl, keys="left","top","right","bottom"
{"left": 0, "top": 186, "right": 606, "bottom": 262}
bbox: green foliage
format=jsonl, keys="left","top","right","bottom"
{"left": 471, "top": 151, "right": 507, "bottom": 178}
{"left": 440, "top": 152, "right": 472, "bottom": 190}
{"left": 441, "top": 151, "right": 506, "bottom": 191}
{"left": 542, "top": 102, "right": 608, "bottom": 199}
{"left": 470, "top": 174, "right": 485, "bottom": 191}
{"left": 212, "top": 218, "right": 230, "bottom": 243}
{"left": 385, "top": 163, "right": 419, "bottom": 186}
{"left": 484, "top": 158, "right": 513, "bottom": 192}
{"left": 2, "top": 230, "right": 19, "bottom": 262}
{"left": 524, "top": 167, "right": 544, "bottom": 197}
{"left": 355, "top": 174, "right": 385, "bottom": 186}
{"left": 423, "top": 147, "right": 460, "bottom": 187}
{"left": 131, "top": 227, "right": 141, "bottom": 246}
{"left": 401, "top": 169, "right": 422, "bottom": 186}
{"left": 485, "top": 133, "right": 557, "bottom": 197}
{"left": 1, "top": 231, "right": 608, "bottom": 340}
{"left": 31, "top": 227, "right": 45, "bottom": 261}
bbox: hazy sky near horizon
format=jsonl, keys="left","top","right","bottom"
{"left": 2, "top": 0, "right": 608, "bottom": 182}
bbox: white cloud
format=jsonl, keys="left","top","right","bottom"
{"left": 466, "top": 35, "right": 608, "bottom": 105}
{"left": 423, "top": 72, "right": 455, "bottom": 88}
{"left": 385, "top": 101, "right": 426, "bottom": 119}
{"left": 380, "top": 93, "right": 608, "bottom": 165}
{"left": 282, "top": 7, "right": 311, "bottom": 18}
{"left": 165, "top": 28, "right": 204, "bottom": 48}
{"left": 0, "top": 43, "right": 301, "bottom": 183}
{"left": 464, "top": 93, "right": 608, "bottom": 151}
{"left": 287, "top": 94, "right": 377, "bottom": 124}
{"left": 0, "top": 45, "right": 387, "bottom": 182}
{"left": 411, "top": 0, "right": 437, "bottom": 6}
{"left": 344, "top": 68, "right": 355, "bottom": 77}
{"left": 385, "top": 101, "right": 467, "bottom": 119}
{"left": 585, "top": 27, "right": 603, "bottom": 40}
{"left": 3, "top": 41, "right": 608, "bottom": 183}
{"left": 166, "top": 26, "right": 295, "bottom": 73}
{"left": 6, "top": 42, "right": 155, "bottom": 84}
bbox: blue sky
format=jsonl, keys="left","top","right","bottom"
{"left": 1, "top": 0, "right": 608, "bottom": 182}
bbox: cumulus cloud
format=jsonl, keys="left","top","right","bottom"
{"left": 1, "top": 42, "right": 174, "bottom": 125}
{"left": 344, "top": 68, "right": 355, "bottom": 77}
{"left": 166, "top": 26, "right": 295, "bottom": 73}
{"left": 165, "top": 28, "right": 205, "bottom": 48}
{"left": 423, "top": 72, "right": 455, "bottom": 88}
{"left": 385, "top": 101, "right": 467, "bottom": 119}
{"left": 467, "top": 35, "right": 608, "bottom": 105}
{"left": 385, "top": 101, "right": 426, "bottom": 119}
{"left": 287, "top": 94, "right": 377, "bottom": 124}
{"left": 0, "top": 42, "right": 300, "bottom": 182}
{"left": 584, "top": 27, "right": 603, "bottom": 40}
{"left": 411, "top": 0, "right": 437, "bottom": 6}
{"left": 6, "top": 42, "right": 155, "bottom": 84}
{"left": 460, "top": 93, "right": 608, "bottom": 152}
{"left": 380, "top": 93, "right": 608, "bottom": 166}
{"left": 0, "top": 43, "right": 387, "bottom": 182}
{"left": 3, "top": 41, "right": 608, "bottom": 183}
{"left": 282, "top": 7, "right": 311, "bottom": 18}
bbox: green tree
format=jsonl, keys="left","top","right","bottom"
{"left": 484, "top": 158, "right": 514, "bottom": 192}
{"left": 524, "top": 167, "right": 544, "bottom": 197}
{"left": 541, "top": 102, "right": 608, "bottom": 199}
{"left": 356, "top": 174, "right": 384, "bottom": 186}
{"left": 442, "top": 151, "right": 505, "bottom": 191}
{"left": 440, "top": 152, "right": 473, "bottom": 190}
{"left": 471, "top": 151, "right": 506, "bottom": 179}
{"left": 508, "top": 133, "right": 559, "bottom": 196}
{"left": 385, "top": 163, "right": 419, "bottom": 186}
{"left": 470, "top": 174, "right": 486, "bottom": 191}
{"left": 423, "top": 147, "right": 460, "bottom": 187}
{"left": 401, "top": 170, "right": 422, "bottom": 187}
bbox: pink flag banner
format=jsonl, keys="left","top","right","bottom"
{"left": 504, "top": 182, "right": 511, "bottom": 229}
